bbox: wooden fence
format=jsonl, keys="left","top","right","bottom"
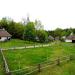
{"left": 0, "top": 47, "right": 74, "bottom": 75}
{"left": 10, "top": 55, "right": 74, "bottom": 75}
{"left": 1, "top": 43, "right": 55, "bottom": 50}
{"left": 0, "top": 49, "right": 11, "bottom": 75}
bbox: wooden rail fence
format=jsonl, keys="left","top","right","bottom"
{"left": 10, "top": 55, "right": 74, "bottom": 75}
{"left": 0, "top": 49, "right": 11, "bottom": 75}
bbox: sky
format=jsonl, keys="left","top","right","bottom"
{"left": 0, "top": 0, "right": 75, "bottom": 30}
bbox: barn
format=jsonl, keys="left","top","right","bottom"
{"left": 0, "top": 29, "right": 12, "bottom": 41}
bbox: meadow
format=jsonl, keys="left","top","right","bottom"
{"left": 0, "top": 52, "right": 5, "bottom": 75}
{"left": 37, "top": 60, "right": 75, "bottom": 75}
{"left": 0, "top": 39, "right": 45, "bottom": 49}
{"left": 2, "top": 41, "right": 75, "bottom": 75}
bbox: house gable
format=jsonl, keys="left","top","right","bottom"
{"left": 0, "top": 29, "right": 12, "bottom": 41}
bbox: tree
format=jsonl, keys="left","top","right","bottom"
{"left": 54, "top": 28, "right": 63, "bottom": 38}
{"left": 36, "top": 30, "right": 48, "bottom": 43}
{"left": 35, "top": 20, "right": 44, "bottom": 30}
{"left": 14, "top": 22, "right": 24, "bottom": 39}
{"left": 64, "top": 28, "right": 73, "bottom": 36}
{"left": 24, "top": 22, "right": 36, "bottom": 41}
{"left": 0, "top": 18, "right": 25, "bottom": 39}
{"left": 47, "top": 30, "right": 55, "bottom": 37}
{"left": 0, "top": 17, "right": 8, "bottom": 29}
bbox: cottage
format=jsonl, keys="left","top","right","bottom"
{"left": 48, "top": 35, "right": 54, "bottom": 41}
{"left": 0, "top": 29, "right": 12, "bottom": 41}
{"left": 55, "top": 36, "right": 60, "bottom": 41}
{"left": 65, "top": 33, "right": 75, "bottom": 43}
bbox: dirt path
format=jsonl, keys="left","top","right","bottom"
{"left": 1, "top": 42, "right": 55, "bottom": 50}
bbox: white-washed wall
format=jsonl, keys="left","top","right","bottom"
{"left": 65, "top": 39, "right": 72, "bottom": 42}
{"left": 0, "top": 37, "right": 7, "bottom": 41}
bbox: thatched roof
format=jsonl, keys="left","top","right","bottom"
{"left": 48, "top": 35, "right": 54, "bottom": 40}
{"left": 0, "top": 29, "right": 12, "bottom": 37}
{"left": 66, "top": 35, "right": 75, "bottom": 40}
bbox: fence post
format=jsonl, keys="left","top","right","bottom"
{"left": 38, "top": 64, "right": 41, "bottom": 72}
{"left": 57, "top": 58, "right": 60, "bottom": 65}
{"left": 0, "top": 49, "right": 11, "bottom": 75}
{"left": 25, "top": 45, "right": 26, "bottom": 48}
{"left": 42, "top": 44, "right": 43, "bottom": 47}
{"left": 6, "top": 72, "right": 11, "bottom": 75}
{"left": 69, "top": 55, "right": 73, "bottom": 61}
{"left": 34, "top": 44, "right": 35, "bottom": 48}
{"left": 49, "top": 44, "right": 50, "bottom": 46}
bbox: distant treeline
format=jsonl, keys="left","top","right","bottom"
{"left": 48, "top": 28, "right": 75, "bottom": 38}
{"left": 0, "top": 17, "right": 75, "bottom": 42}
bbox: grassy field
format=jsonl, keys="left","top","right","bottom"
{"left": 3, "top": 47, "right": 53, "bottom": 70}
{"left": 37, "top": 60, "right": 75, "bottom": 75}
{"left": 0, "top": 52, "right": 5, "bottom": 75}
{"left": 0, "top": 39, "right": 45, "bottom": 49}
{"left": 2, "top": 42, "right": 75, "bottom": 75}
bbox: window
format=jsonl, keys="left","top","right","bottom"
{"left": 0, "top": 37, "right": 1, "bottom": 39}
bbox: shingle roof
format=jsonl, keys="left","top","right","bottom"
{"left": 0, "top": 29, "right": 12, "bottom": 37}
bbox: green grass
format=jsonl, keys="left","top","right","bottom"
{"left": 1, "top": 41, "right": 75, "bottom": 75}
{"left": 3, "top": 47, "right": 53, "bottom": 70}
{"left": 0, "top": 53, "right": 5, "bottom": 75}
{"left": 36, "top": 42, "right": 75, "bottom": 75}
{"left": 37, "top": 61, "right": 75, "bottom": 75}
{"left": 0, "top": 39, "right": 44, "bottom": 49}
